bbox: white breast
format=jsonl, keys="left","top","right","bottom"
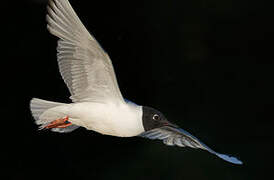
{"left": 67, "top": 102, "right": 144, "bottom": 137}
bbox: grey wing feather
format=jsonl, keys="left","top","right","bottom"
{"left": 51, "top": 125, "right": 80, "bottom": 133}
{"left": 139, "top": 126, "right": 243, "bottom": 165}
{"left": 140, "top": 127, "right": 202, "bottom": 148}
{"left": 46, "top": 0, "right": 124, "bottom": 103}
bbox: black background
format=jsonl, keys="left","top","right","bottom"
{"left": 4, "top": 0, "right": 274, "bottom": 179}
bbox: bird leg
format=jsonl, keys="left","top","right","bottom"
{"left": 44, "top": 116, "right": 72, "bottom": 129}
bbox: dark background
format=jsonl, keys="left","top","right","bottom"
{"left": 4, "top": 0, "right": 274, "bottom": 179}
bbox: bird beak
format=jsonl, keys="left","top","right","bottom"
{"left": 163, "top": 120, "right": 178, "bottom": 128}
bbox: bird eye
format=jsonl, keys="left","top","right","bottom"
{"left": 153, "top": 114, "right": 159, "bottom": 120}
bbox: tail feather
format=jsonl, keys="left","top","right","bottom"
{"left": 30, "top": 98, "right": 64, "bottom": 122}
{"left": 30, "top": 98, "right": 79, "bottom": 133}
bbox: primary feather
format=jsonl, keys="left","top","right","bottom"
{"left": 140, "top": 126, "right": 243, "bottom": 165}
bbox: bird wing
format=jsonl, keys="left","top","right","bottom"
{"left": 46, "top": 0, "right": 124, "bottom": 103}
{"left": 139, "top": 126, "right": 242, "bottom": 165}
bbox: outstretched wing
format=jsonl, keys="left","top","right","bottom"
{"left": 46, "top": 0, "right": 124, "bottom": 103}
{"left": 139, "top": 126, "right": 242, "bottom": 165}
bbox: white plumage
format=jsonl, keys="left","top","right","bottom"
{"left": 67, "top": 102, "right": 144, "bottom": 137}
{"left": 30, "top": 0, "right": 144, "bottom": 136}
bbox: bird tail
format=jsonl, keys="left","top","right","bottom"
{"left": 30, "top": 98, "right": 79, "bottom": 133}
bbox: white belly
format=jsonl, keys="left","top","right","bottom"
{"left": 67, "top": 102, "right": 144, "bottom": 137}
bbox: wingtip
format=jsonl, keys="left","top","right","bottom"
{"left": 216, "top": 153, "right": 243, "bottom": 165}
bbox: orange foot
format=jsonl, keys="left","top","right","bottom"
{"left": 44, "top": 116, "right": 72, "bottom": 129}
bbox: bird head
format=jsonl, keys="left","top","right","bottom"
{"left": 142, "top": 106, "right": 177, "bottom": 131}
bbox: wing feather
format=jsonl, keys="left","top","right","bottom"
{"left": 139, "top": 126, "right": 243, "bottom": 164}
{"left": 46, "top": 0, "right": 124, "bottom": 103}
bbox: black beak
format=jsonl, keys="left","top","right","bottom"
{"left": 163, "top": 120, "right": 178, "bottom": 128}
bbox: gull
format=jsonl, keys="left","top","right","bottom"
{"left": 30, "top": 0, "right": 242, "bottom": 165}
